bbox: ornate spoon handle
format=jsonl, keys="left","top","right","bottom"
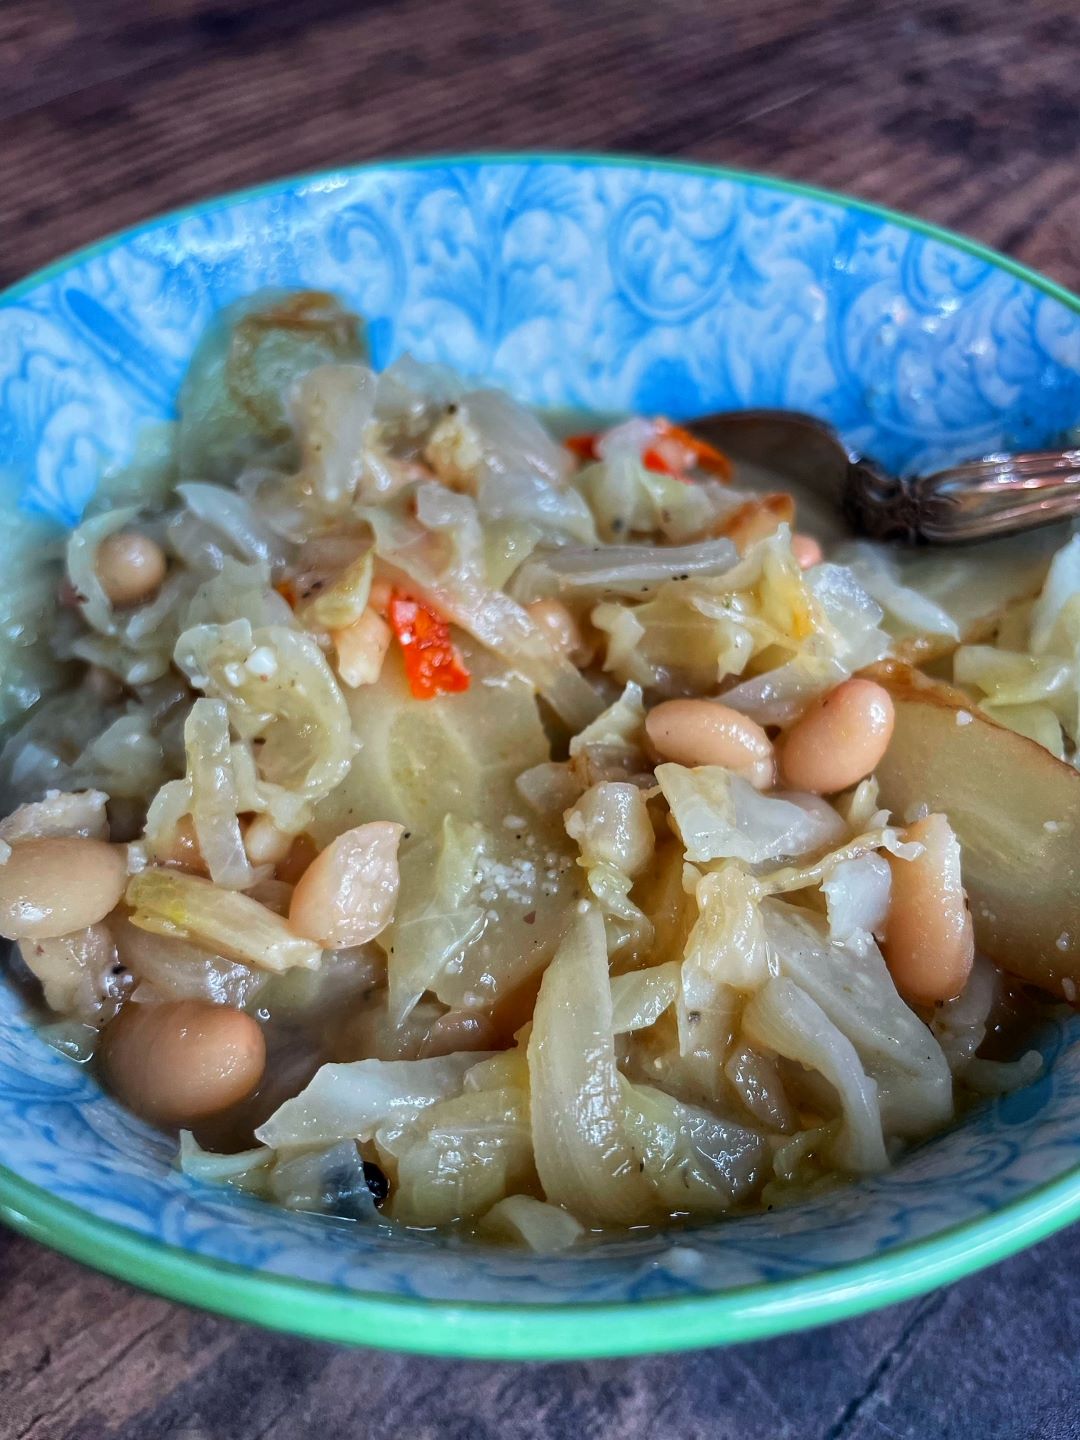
{"left": 687, "top": 408, "right": 1080, "bottom": 546}
{"left": 846, "top": 450, "right": 1080, "bottom": 544}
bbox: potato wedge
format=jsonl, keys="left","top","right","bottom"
{"left": 869, "top": 661, "right": 1080, "bottom": 999}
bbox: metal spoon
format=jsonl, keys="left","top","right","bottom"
{"left": 688, "top": 409, "right": 1080, "bottom": 544}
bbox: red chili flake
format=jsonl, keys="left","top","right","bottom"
{"left": 388, "top": 591, "right": 470, "bottom": 699}
{"left": 563, "top": 433, "right": 600, "bottom": 462}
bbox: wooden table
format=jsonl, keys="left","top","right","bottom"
{"left": 2, "top": 2, "right": 1079, "bottom": 1435}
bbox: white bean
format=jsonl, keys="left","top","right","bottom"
{"left": 791, "top": 533, "right": 823, "bottom": 570}
{"left": 779, "top": 678, "right": 895, "bottom": 794}
{"left": 288, "top": 821, "right": 404, "bottom": 947}
{"left": 645, "top": 699, "right": 775, "bottom": 789}
{"left": 103, "top": 999, "right": 266, "bottom": 1126}
{"left": 885, "top": 813, "right": 974, "bottom": 1004}
{"left": 332, "top": 607, "right": 392, "bottom": 688}
{"left": 0, "top": 837, "right": 127, "bottom": 940}
{"left": 95, "top": 531, "right": 167, "bottom": 607}
{"left": 156, "top": 815, "right": 207, "bottom": 874}
{"left": 525, "top": 598, "right": 592, "bottom": 664}
{"left": 243, "top": 815, "right": 293, "bottom": 866}
{"left": 722, "top": 494, "right": 794, "bottom": 552}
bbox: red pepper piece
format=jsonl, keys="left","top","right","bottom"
{"left": 388, "top": 592, "right": 470, "bottom": 699}
{"left": 641, "top": 445, "right": 681, "bottom": 477}
{"left": 649, "top": 420, "right": 734, "bottom": 481}
{"left": 565, "top": 422, "right": 732, "bottom": 481}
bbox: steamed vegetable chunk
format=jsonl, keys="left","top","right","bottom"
{"left": 1, "top": 288, "right": 1066, "bottom": 1244}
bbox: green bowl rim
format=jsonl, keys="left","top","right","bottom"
{"left": 2, "top": 151, "right": 1079, "bottom": 1360}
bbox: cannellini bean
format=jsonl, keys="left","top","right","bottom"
{"left": 155, "top": 815, "right": 207, "bottom": 875}
{"left": 779, "top": 678, "right": 895, "bottom": 794}
{"left": 332, "top": 607, "right": 392, "bottom": 688}
{"left": 722, "top": 494, "right": 795, "bottom": 552}
{"left": 645, "top": 699, "right": 775, "bottom": 789}
{"left": 243, "top": 814, "right": 293, "bottom": 866}
{"left": 565, "top": 781, "right": 655, "bottom": 876}
{"left": 288, "top": 821, "right": 404, "bottom": 947}
{"left": 94, "top": 531, "right": 167, "bottom": 607}
{"left": 884, "top": 813, "right": 974, "bottom": 1004}
{"left": 525, "top": 598, "right": 592, "bottom": 665}
{"left": 791, "top": 533, "right": 823, "bottom": 570}
{"left": 0, "top": 837, "right": 127, "bottom": 940}
{"left": 368, "top": 579, "right": 393, "bottom": 617}
{"left": 102, "top": 999, "right": 266, "bottom": 1126}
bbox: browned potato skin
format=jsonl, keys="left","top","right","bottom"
{"left": 868, "top": 661, "right": 1080, "bottom": 1000}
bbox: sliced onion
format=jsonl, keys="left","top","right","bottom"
{"left": 527, "top": 906, "right": 653, "bottom": 1225}
{"left": 185, "top": 698, "right": 254, "bottom": 890}
{"left": 126, "top": 866, "right": 322, "bottom": 972}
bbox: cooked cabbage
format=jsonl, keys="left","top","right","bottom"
{"left": 174, "top": 619, "right": 354, "bottom": 804}
{"left": 268, "top": 1140, "right": 380, "bottom": 1220}
{"left": 610, "top": 961, "right": 680, "bottom": 1034}
{"left": 621, "top": 1080, "right": 766, "bottom": 1216}
{"left": 0, "top": 789, "right": 109, "bottom": 842}
{"left": 565, "top": 781, "right": 655, "bottom": 876}
{"left": 177, "top": 289, "right": 368, "bottom": 483}
{"left": 764, "top": 900, "right": 953, "bottom": 1138}
{"left": 3, "top": 291, "right": 1050, "bottom": 1246}
{"left": 359, "top": 488, "right": 603, "bottom": 730}
{"left": 445, "top": 389, "right": 597, "bottom": 543}
{"left": 835, "top": 541, "right": 960, "bottom": 645}
{"left": 742, "top": 978, "right": 888, "bottom": 1174}
{"left": 256, "top": 1052, "right": 489, "bottom": 1150}
{"left": 0, "top": 475, "right": 67, "bottom": 727}
{"left": 480, "top": 1194, "right": 584, "bottom": 1251}
{"left": 655, "top": 764, "right": 845, "bottom": 865}
{"left": 126, "top": 867, "right": 322, "bottom": 973}
{"left": 387, "top": 1086, "right": 535, "bottom": 1226}
{"left": 112, "top": 911, "right": 266, "bottom": 1008}
{"left": 512, "top": 537, "right": 740, "bottom": 603}
{"left": 184, "top": 699, "right": 256, "bottom": 890}
{"left": 17, "top": 924, "right": 123, "bottom": 1023}
{"left": 950, "top": 533, "right": 1080, "bottom": 756}
{"left": 720, "top": 560, "right": 889, "bottom": 725}
{"left": 381, "top": 816, "right": 488, "bottom": 1025}
{"left": 577, "top": 455, "right": 726, "bottom": 544}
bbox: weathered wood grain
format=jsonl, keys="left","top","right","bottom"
{"left": 1, "top": 2, "right": 1078, "bottom": 1435}
{"left": 2, "top": 1219, "right": 1079, "bottom": 1440}
{"left": 2, "top": 0, "right": 1080, "bottom": 290}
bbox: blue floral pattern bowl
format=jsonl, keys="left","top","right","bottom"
{"left": 2, "top": 156, "right": 1080, "bottom": 1359}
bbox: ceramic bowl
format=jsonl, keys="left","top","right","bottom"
{"left": 2, "top": 155, "right": 1080, "bottom": 1359}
